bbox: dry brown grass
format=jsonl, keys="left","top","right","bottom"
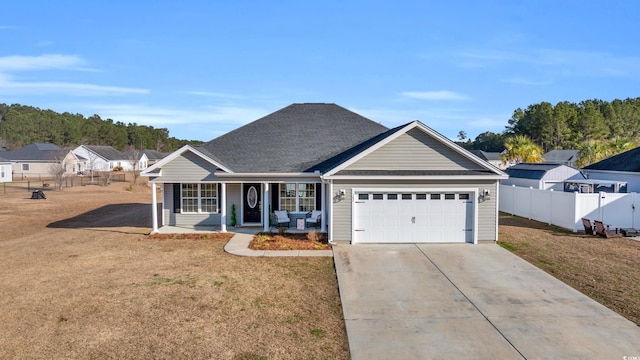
{"left": 498, "top": 213, "right": 640, "bottom": 326}
{"left": 0, "top": 185, "right": 349, "bottom": 359}
{"left": 250, "top": 232, "right": 331, "bottom": 251}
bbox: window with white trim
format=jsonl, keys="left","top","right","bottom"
{"left": 0, "top": 165, "right": 4, "bottom": 178}
{"left": 22, "top": 164, "right": 30, "bottom": 171}
{"left": 181, "top": 183, "right": 218, "bottom": 213}
{"left": 279, "top": 183, "right": 315, "bottom": 212}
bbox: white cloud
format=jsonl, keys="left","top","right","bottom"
{"left": 186, "top": 91, "right": 245, "bottom": 99}
{"left": 400, "top": 90, "right": 469, "bottom": 101}
{"left": 0, "top": 75, "right": 148, "bottom": 96}
{"left": 0, "top": 54, "right": 85, "bottom": 71}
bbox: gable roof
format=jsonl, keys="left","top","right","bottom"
{"left": 2, "top": 143, "right": 70, "bottom": 161}
{"left": 142, "top": 150, "right": 167, "bottom": 161}
{"left": 505, "top": 163, "right": 574, "bottom": 180}
{"left": 200, "top": 103, "right": 388, "bottom": 173}
{"left": 469, "top": 150, "right": 503, "bottom": 161}
{"left": 582, "top": 146, "right": 640, "bottom": 172}
{"left": 83, "top": 145, "right": 126, "bottom": 161}
{"left": 543, "top": 149, "right": 580, "bottom": 163}
{"left": 321, "top": 121, "right": 507, "bottom": 178}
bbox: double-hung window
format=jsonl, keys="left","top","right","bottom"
{"left": 279, "top": 183, "right": 315, "bottom": 212}
{"left": 181, "top": 183, "right": 218, "bottom": 213}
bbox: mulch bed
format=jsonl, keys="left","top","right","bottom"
{"left": 249, "top": 232, "right": 331, "bottom": 250}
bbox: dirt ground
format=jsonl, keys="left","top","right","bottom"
{"left": 498, "top": 213, "right": 640, "bottom": 326}
{"left": 0, "top": 184, "right": 349, "bottom": 359}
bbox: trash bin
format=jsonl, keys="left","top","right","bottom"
{"left": 31, "top": 190, "right": 46, "bottom": 199}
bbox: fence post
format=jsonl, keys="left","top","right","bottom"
{"left": 549, "top": 189, "right": 553, "bottom": 225}
{"left": 511, "top": 185, "right": 515, "bottom": 216}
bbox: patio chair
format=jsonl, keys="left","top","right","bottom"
{"left": 581, "top": 218, "right": 595, "bottom": 236}
{"left": 273, "top": 210, "right": 290, "bottom": 228}
{"left": 593, "top": 220, "right": 623, "bottom": 238}
{"left": 305, "top": 210, "right": 322, "bottom": 229}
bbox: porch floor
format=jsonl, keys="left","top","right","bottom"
{"left": 156, "top": 225, "right": 324, "bottom": 235}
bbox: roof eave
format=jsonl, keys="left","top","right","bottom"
{"left": 323, "top": 174, "right": 508, "bottom": 180}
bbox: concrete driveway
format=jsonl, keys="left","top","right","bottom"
{"left": 333, "top": 244, "right": 640, "bottom": 359}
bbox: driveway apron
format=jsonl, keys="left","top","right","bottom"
{"left": 333, "top": 243, "right": 640, "bottom": 360}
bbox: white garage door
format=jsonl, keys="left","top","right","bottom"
{"left": 353, "top": 191, "right": 474, "bottom": 243}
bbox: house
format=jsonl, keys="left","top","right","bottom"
{"left": 582, "top": 146, "right": 640, "bottom": 193}
{"left": 141, "top": 150, "right": 167, "bottom": 167}
{"left": 502, "top": 163, "right": 584, "bottom": 190}
{"left": 543, "top": 149, "right": 580, "bottom": 168}
{"left": 74, "top": 145, "right": 147, "bottom": 172}
{"left": 469, "top": 150, "right": 508, "bottom": 169}
{"left": 0, "top": 156, "right": 11, "bottom": 183}
{"left": 142, "top": 103, "right": 507, "bottom": 244}
{"left": 2, "top": 143, "right": 82, "bottom": 179}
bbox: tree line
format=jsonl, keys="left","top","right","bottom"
{"left": 458, "top": 97, "right": 640, "bottom": 166}
{"left": 0, "top": 103, "right": 203, "bottom": 151}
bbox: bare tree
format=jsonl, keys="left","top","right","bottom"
{"left": 125, "top": 145, "right": 141, "bottom": 184}
{"left": 48, "top": 156, "right": 71, "bottom": 191}
{"left": 86, "top": 149, "right": 100, "bottom": 183}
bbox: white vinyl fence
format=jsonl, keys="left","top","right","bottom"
{"left": 499, "top": 185, "right": 640, "bottom": 232}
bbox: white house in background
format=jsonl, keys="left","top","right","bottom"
{"left": 543, "top": 149, "right": 580, "bottom": 168}
{"left": 502, "top": 163, "right": 584, "bottom": 190}
{"left": 74, "top": 145, "right": 148, "bottom": 172}
{"left": 0, "top": 156, "right": 11, "bottom": 182}
{"left": 582, "top": 146, "right": 640, "bottom": 193}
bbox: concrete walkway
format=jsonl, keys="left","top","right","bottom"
{"left": 333, "top": 243, "right": 640, "bottom": 359}
{"left": 223, "top": 233, "right": 333, "bottom": 257}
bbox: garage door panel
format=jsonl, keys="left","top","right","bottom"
{"left": 354, "top": 190, "right": 474, "bottom": 244}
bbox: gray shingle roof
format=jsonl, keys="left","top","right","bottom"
{"left": 2, "top": 143, "right": 67, "bottom": 161}
{"left": 469, "top": 150, "right": 503, "bottom": 161}
{"left": 142, "top": 150, "right": 167, "bottom": 161}
{"left": 85, "top": 145, "right": 126, "bottom": 161}
{"left": 583, "top": 146, "right": 640, "bottom": 172}
{"left": 505, "top": 163, "right": 566, "bottom": 180}
{"left": 201, "top": 103, "right": 389, "bottom": 173}
{"left": 543, "top": 149, "right": 579, "bottom": 163}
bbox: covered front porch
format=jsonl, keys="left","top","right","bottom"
{"left": 149, "top": 179, "right": 330, "bottom": 235}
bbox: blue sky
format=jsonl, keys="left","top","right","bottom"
{"left": 1, "top": 1, "right": 639, "bottom": 142}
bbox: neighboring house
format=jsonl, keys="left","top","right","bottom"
{"left": 141, "top": 150, "right": 167, "bottom": 168}
{"left": 543, "top": 149, "right": 580, "bottom": 168}
{"left": 142, "top": 103, "right": 507, "bottom": 244}
{"left": 3, "top": 143, "right": 81, "bottom": 179}
{"left": 582, "top": 146, "right": 640, "bottom": 193}
{"left": 73, "top": 145, "right": 142, "bottom": 172}
{"left": 502, "top": 163, "right": 584, "bottom": 190}
{"left": 469, "top": 150, "right": 508, "bottom": 169}
{"left": 0, "top": 156, "right": 11, "bottom": 183}
{"left": 123, "top": 149, "right": 153, "bottom": 171}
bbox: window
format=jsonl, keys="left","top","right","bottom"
{"left": 430, "top": 194, "right": 441, "bottom": 200}
{"left": 181, "top": 183, "right": 218, "bottom": 213}
{"left": 387, "top": 194, "right": 398, "bottom": 200}
{"left": 22, "top": 164, "right": 30, "bottom": 171}
{"left": 416, "top": 193, "right": 427, "bottom": 200}
{"left": 402, "top": 194, "right": 412, "bottom": 200}
{"left": 358, "top": 194, "right": 369, "bottom": 200}
{"left": 0, "top": 166, "right": 4, "bottom": 178}
{"left": 445, "top": 194, "right": 455, "bottom": 200}
{"left": 372, "top": 193, "right": 383, "bottom": 200}
{"left": 280, "top": 183, "right": 315, "bottom": 212}
{"left": 459, "top": 194, "right": 470, "bottom": 200}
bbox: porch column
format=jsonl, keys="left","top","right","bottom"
{"left": 220, "top": 182, "right": 227, "bottom": 233}
{"left": 151, "top": 182, "right": 159, "bottom": 233}
{"left": 263, "top": 182, "right": 270, "bottom": 232}
{"left": 328, "top": 180, "right": 333, "bottom": 243}
{"left": 320, "top": 182, "right": 327, "bottom": 232}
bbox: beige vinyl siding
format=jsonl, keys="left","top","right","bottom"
{"left": 345, "top": 129, "right": 480, "bottom": 171}
{"left": 153, "top": 151, "right": 220, "bottom": 183}
{"left": 332, "top": 179, "right": 498, "bottom": 243}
